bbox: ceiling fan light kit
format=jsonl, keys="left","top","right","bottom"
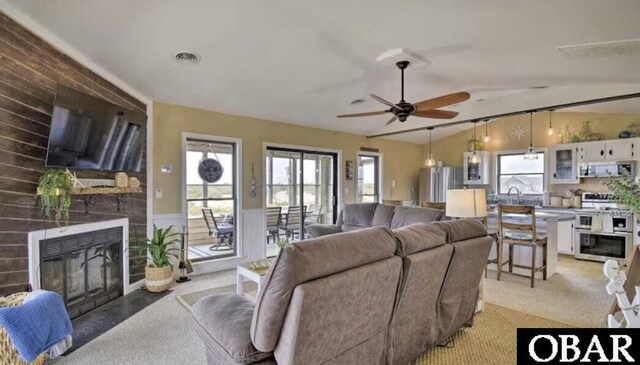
{"left": 336, "top": 60, "right": 470, "bottom": 126}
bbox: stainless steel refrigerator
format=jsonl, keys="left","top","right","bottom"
{"left": 418, "top": 167, "right": 464, "bottom": 203}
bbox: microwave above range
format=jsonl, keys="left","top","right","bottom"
{"left": 578, "top": 161, "right": 634, "bottom": 178}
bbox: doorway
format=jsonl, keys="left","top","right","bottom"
{"left": 183, "top": 134, "right": 240, "bottom": 262}
{"left": 265, "top": 146, "right": 339, "bottom": 257}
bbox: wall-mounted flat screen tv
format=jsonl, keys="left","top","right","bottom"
{"left": 46, "top": 85, "right": 147, "bottom": 172}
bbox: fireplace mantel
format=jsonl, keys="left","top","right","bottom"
{"left": 28, "top": 218, "right": 137, "bottom": 296}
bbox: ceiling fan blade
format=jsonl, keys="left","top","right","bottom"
{"left": 337, "top": 110, "right": 389, "bottom": 118}
{"left": 369, "top": 94, "right": 398, "bottom": 109}
{"left": 413, "top": 109, "right": 459, "bottom": 119}
{"left": 413, "top": 91, "right": 470, "bottom": 111}
{"left": 385, "top": 116, "right": 398, "bottom": 125}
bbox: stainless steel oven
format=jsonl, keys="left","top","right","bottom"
{"left": 574, "top": 230, "right": 633, "bottom": 262}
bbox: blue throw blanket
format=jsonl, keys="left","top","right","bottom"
{"left": 0, "top": 291, "right": 73, "bottom": 362}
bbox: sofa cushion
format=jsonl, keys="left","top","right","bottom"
{"left": 305, "top": 224, "right": 342, "bottom": 238}
{"left": 251, "top": 227, "right": 397, "bottom": 353}
{"left": 390, "top": 206, "right": 444, "bottom": 229}
{"left": 433, "top": 219, "right": 487, "bottom": 243}
{"left": 393, "top": 223, "right": 448, "bottom": 256}
{"left": 371, "top": 204, "right": 396, "bottom": 227}
{"left": 340, "top": 203, "right": 377, "bottom": 231}
{"left": 192, "top": 294, "right": 272, "bottom": 365}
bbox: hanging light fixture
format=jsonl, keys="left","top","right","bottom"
{"left": 469, "top": 121, "right": 481, "bottom": 163}
{"left": 524, "top": 112, "right": 538, "bottom": 160}
{"left": 424, "top": 127, "right": 436, "bottom": 167}
{"left": 547, "top": 110, "right": 554, "bottom": 136}
{"left": 483, "top": 119, "right": 490, "bottom": 143}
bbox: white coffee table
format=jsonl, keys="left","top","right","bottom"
{"left": 237, "top": 260, "right": 270, "bottom": 295}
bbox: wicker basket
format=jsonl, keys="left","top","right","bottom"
{"left": 114, "top": 172, "right": 129, "bottom": 188}
{"left": 0, "top": 293, "right": 46, "bottom": 365}
{"left": 145, "top": 265, "right": 173, "bottom": 292}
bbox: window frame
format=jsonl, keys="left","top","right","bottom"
{"left": 356, "top": 152, "right": 383, "bottom": 203}
{"left": 494, "top": 149, "right": 547, "bottom": 196}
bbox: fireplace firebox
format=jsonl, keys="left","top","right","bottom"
{"left": 39, "top": 227, "right": 123, "bottom": 319}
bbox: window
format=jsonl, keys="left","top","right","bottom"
{"left": 357, "top": 154, "right": 380, "bottom": 203}
{"left": 497, "top": 152, "right": 545, "bottom": 195}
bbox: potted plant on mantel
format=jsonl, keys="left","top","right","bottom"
{"left": 139, "top": 224, "right": 180, "bottom": 292}
{"left": 37, "top": 169, "right": 73, "bottom": 226}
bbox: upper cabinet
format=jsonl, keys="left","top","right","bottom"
{"left": 578, "top": 139, "right": 636, "bottom": 163}
{"left": 549, "top": 144, "right": 579, "bottom": 184}
{"left": 463, "top": 151, "right": 491, "bottom": 185}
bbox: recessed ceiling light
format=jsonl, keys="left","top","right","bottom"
{"left": 174, "top": 52, "right": 200, "bottom": 65}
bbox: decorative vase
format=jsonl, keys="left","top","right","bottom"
{"left": 115, "top": 172, "right": 129, "bottom": 188}
{"left": 145, "top": 265, "right": 173, "bottom": 292}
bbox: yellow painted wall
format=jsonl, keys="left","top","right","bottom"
{"left": 153, "top": 102, "right": 424, "bottom": 214}
{"left": 425, "top": 111, "right": 640, "bottom": 193}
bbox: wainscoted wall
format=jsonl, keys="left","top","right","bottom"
{"left": 0, "top": 11, "right": 148, "bottom": 295}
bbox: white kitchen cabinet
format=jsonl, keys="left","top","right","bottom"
{"left": 579, "top": 142, "right": 607, "bottom": 162}
{"left": 605, "top": 139, "right": 635, "bottom": 160}
{"left": 578, "top": 139, "right": 636, "bottom": 162}
{"left": 463, "top": 151, "right": 490, "bottom": 185}
{"left": 549, "top": 144, "right": 579, "bottom": 184}
{"left": 556, "top": 220, "right": 574, "bottom": 255}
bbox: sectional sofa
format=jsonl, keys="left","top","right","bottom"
{"left": 192, "top": 217, "right": 491, "bottom": 365}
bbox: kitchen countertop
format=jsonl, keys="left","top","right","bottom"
{"left": 486, "top": 210, "right": 576, "bottom": 222}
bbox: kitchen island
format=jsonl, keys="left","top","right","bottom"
{"left": 486, "top": 209, "right": 576, "bottom": 279}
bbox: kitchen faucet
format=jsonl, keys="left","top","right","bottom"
{"left": 507, "top": 186, "right": 521, "bottom": 205}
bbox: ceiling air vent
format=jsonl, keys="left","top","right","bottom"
{"left": 558, "top": 39, "right": 640, "bottom": 60}
{"left": 175, "top": 52, "right": 200, "bottom": 64}
{"left": 350, "top": 98, "right": 366, "bottom": 106}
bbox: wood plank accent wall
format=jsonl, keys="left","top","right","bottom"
{"left": 0, "top": 11, "right": 148, "bottom": 296}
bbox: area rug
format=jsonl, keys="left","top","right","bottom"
{"left": 176, "top": 282, "right": 258, "bottom": 310}
{"left": 484, "top": 256, "right": 610, "bottom": 328}
{"left": 414, "top": 303, "right": 573, "bottom": 365}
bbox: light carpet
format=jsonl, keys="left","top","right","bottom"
{"left": 484, "top": 255, "right": 610, "bottom": 328}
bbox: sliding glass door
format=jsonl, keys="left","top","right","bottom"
{"left": 265, "top": 147, "right": 337, "bottom": 256}
{"left": 185, "top": 137, "right": 238, "bottom": 261}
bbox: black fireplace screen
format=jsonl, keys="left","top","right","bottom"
{"left": 40, "top": 227, "right": 123, "bottom": 319}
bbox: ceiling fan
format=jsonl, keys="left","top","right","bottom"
{"left": 337, "top": 60, "right": 470, "bottom": 125}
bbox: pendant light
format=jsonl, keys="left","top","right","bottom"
{"left": 547, "top": 110, "right": 554, "bottom": 136}
{"left": 469, "top": 121, "right": 481, "bottom": 163}
{"left": 483, "top": 119, "right": 490, "bottom": 143}
{"left": 424, "top": 127, "right": 436, "bottom": 167}
{"left": 524, "top": 112, "right": 538, "bottom": 160}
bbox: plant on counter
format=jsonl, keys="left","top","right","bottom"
{"left": 37, "top": 169, "right": 73, "bottom": 226}
{"left": 602, "top": 172, "right": 640, "bottom": 214}
{"left": 275, "top": 238, "right": 289, "bottom": 249}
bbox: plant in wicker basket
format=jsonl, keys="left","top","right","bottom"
{"left": 137, "top": 224, "right": 181, "bottom": 292}
{"left": 37, "top": 169, "right": 73, "bottom": 226}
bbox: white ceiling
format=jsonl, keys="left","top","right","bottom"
{"left": 3, "top": 0, "right": 640, "bottom": 143}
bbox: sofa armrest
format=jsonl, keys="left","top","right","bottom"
{"left": 306, "top": 224, "right": 343, "bottom": 238}
{"left": 192, "top": 293, "right": 272, "bottom": 364}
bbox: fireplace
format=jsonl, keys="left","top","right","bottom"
{"left": 28, "top": 219, "right": 133, "bottom": 318}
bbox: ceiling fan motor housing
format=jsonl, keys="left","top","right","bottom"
{"left": 393, "top": 101, "right": 414, "bottom": 122}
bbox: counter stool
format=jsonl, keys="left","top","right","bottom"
{"left": 497, "top": 205, "right": 548, "bottom": 288}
